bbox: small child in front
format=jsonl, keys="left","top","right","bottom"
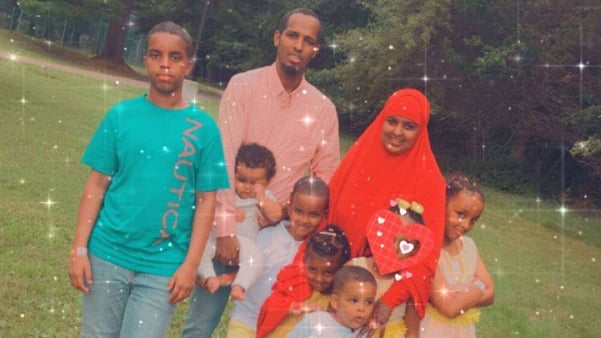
{"left": 351, "top": 199, "right": 428, "bottom": 338}
{"left": 265, "top": 225, "right": 351, "bottom": 338}
{"left": 225, "top": 176, "right": 330, "bottom": 337}
{"left": 288, "top": 265, "right": 377, "bottom": 338}
{"left": 419, "top": 174, "right": 495, "bottom": 337}
{"left": 67, "top": 21, "right": 229, "bottom": 338}
{"left": 198, "top": 143, "right": 282, "bottom": 300}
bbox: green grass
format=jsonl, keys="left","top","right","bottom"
{"left": 1, "top": 42, "right": 601, "bottom": 337}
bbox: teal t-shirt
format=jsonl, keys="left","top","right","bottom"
{"left": 82, "top": 95, "right": 229, "bottom": 276}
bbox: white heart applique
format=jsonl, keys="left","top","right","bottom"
{"left": 376, "top": 231, "right": 383, "bottom": 237}
{"left": 399, "top": 240, "right": 415, "bottom": 255}
{"left": 377, "top": 217, "right": 385, "bottom": 224}
{"left": 394, "top": 273, "right": 403, "bottom": 281}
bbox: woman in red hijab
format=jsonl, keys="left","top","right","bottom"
{"left": 257, "top": 88, "right": 445, "bottom": 336}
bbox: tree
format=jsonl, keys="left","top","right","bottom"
{"left": 95, "top": 0, "right": 137, "bottom": 64}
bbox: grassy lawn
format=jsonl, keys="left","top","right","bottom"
{"left": 1, "top": 41, "right": 600, "bottom": 337}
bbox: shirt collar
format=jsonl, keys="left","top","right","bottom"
{"left": 267, "top": 63, "right": 308, "bottom": 98}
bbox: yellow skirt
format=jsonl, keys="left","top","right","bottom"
{"left": 426, "top": 303, "right": 480, "bottom": 326}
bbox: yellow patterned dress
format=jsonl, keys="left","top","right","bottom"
{"left": 420, "top": 237, "right": 481, "bottom": 338}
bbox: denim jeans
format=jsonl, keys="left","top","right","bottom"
{"left": 182, "top": 261, "right": 237, "bottom": 338}
{"left": 82, "top": 255, "right": 176, "bottom": 338}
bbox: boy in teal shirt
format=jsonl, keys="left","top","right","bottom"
{"left": 68, "top": 21, "right": 229, "bottom": 337}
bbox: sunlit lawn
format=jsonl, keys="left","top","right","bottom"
{"left": 1, "top": 47, "right": 600, "bottom": 338}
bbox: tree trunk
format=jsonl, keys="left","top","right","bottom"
{"left": 191, "top": 0, "right": 211, "bottom": 77}
{"left": 96, "top": 0, "right": 137, "bottom": 64}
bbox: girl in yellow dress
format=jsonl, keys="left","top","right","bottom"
{"left": 420, "top": 174, "right": 495, "bottom": 337}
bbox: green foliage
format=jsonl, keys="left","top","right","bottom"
{"left": 568, "top": 105, "right": 601, "bottom": 182}
{"left": 312, "top": 0, "right": 452, "bottom": 131}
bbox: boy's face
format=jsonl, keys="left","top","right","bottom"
{"left": 304, "top": 250, "right": 337, "bottom": 293}
{"left": 331, "top": 280, "right": 376, "bottom": 330}
{"left": 143, "top": 32, "right": 192, "bottom": 96}
{"left": 234, "top": 163, "right": 268, "bottom": 199}
{"left": 287, "top": 193, "right": 326, "bottom": 241}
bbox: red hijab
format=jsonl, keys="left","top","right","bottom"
{"left": 328, "top": 88, "right": 445, "bottom": 317}
{"left": 328, "top": 88, "right": 445, "bottom": 259}
{"left": 257, "top": 89, "right": 445, "bottom": 335}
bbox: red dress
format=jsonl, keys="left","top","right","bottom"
{"left": 257, "top": 88, "right": 445, "bottom": 337}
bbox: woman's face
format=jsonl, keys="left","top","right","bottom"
{"left": 381, "top": 115, "right": 420, "bottom": 155}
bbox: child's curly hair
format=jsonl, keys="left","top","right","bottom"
{"left": 446, "top": 173, "right": 484, "bottom": 202}
{"left": 305, "top": 224, "right": 351, "bottom": 267}
{"left": 235, "top": 143, "right": 277, "bottom": 181}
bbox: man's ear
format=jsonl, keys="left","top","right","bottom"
{"left": 311, "top": 45, "right": 320, "bottom": 58}
{"left": 273, "top": 31, "right": 281, "bottom": 47}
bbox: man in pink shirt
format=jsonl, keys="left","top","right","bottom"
{"left": 182, "top": 7, "right": 340, "bottom": 337}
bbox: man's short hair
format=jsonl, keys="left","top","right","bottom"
{"left": 277, "top": 7, "right": 321, "bottom": 40}
{"left": 147, "top": 21, "right": 193, "bottom": 59}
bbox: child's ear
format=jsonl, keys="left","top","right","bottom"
{"left": 330, "top": 294, "right": 339, "bottom": 310}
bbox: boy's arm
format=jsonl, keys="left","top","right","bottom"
{"left": 473, "top": 253, "right": 495, "bottom": 307}
{"left": 68, "top": 170, "right": 111, "bottom": 293}
{"left": 168, "top": 191, "right": 217, "bottom": 303}
{"left": 429, "top": 264, "right": 483, "bottom": 318}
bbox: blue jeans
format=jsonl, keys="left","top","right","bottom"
{"left": 82, "top": 255, "right": 176, "bottom": 338}
{"left": 182, "top": 261, "right": 237, "bottom": 338}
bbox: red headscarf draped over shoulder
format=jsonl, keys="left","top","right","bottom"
{"left": 327, "top": 88, "right": 445, "bottom": 316}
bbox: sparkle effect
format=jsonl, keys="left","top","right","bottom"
{"left": 1, "top": 5, "right": 600, "bottom": 336}
{"left": 40, "top": 196, "right": 58, "bottom": 210}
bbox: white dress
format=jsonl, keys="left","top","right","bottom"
{"left": 420, "top": 236, "right": 481, "bottom": 338}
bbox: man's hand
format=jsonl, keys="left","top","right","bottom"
{"left": 214, "top": 236, "right": 240, "bottom": 265}
{"left": 167, "top": 261, "right": 197, "bottom": 303}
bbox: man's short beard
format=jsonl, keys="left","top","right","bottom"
{"left": 281, "top": 63, "right": 301, "bottom": 77}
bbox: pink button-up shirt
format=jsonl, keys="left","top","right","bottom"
{"left": 215, "top": 63, "right": 340, "bottom": 236}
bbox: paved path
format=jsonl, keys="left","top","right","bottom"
{"left": 0, "top": 51, "right": 220, "bottom": 101}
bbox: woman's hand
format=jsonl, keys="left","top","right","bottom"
{"left": 360, "top": 300, "right": 392, "bottom": 337}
